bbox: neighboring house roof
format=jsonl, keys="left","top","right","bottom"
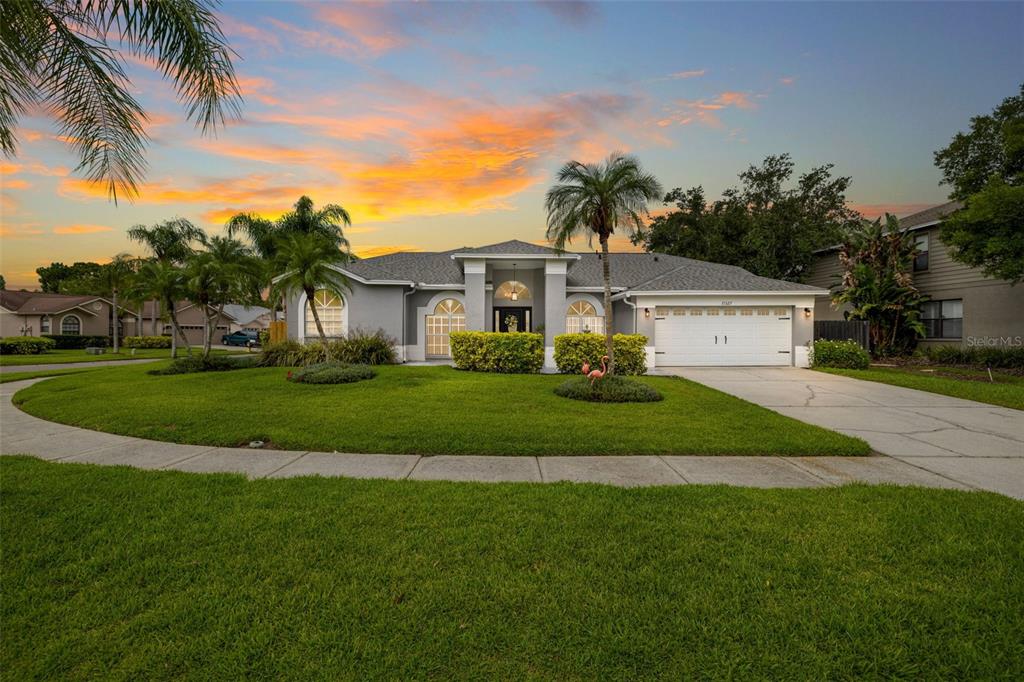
{"left": 135, "top": 300, "right": 243, "bottom": 320}
{"left": 337, "top": 248, "right": 822, "bottom": 295}
{"left": 0, "top": 290, "right": 109, "bottom": 315}
{"left": 814, "top": 200, "right": 963, "bottom": 254}
{"left": 221, "top": 305, "right": 270, "bottom": 325}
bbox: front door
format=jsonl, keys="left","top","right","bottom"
{"left": 496, "top": 307, "right": 530, "bottom": 332}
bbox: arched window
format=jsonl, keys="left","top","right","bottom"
{"left": 39, "top": 315, "right": 50, "bottom": 334}
{"left": 425, "top": 298, "right": 465, "bottom": 357}
{"left": 304, "top": 290, "right": 346, "bottom": 338}
{"left": 566, "top": 300, "right": 604, "bottom": 334}
{"left": 494, "top": 280, "right": 531, "bottom": 302}
{"left": 61, "top": 314, "right": 81, "bottom": 335}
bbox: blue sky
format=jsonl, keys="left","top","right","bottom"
{"left": 2, "top": 1, "right": 1021, "bottom": 287}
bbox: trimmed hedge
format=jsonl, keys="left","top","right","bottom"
{"left": 918, "top": 344, "right": 1024, "bottom": 369}
{"left": 810, "top": 340, "right": 870, "bottom": 369}
{"left": 554, "top": 333, "right": 648, "bottom": 376}
{"left": 554, "top": 375, "right": 663, "bottom": 403}
{"left": 449, "top": 331, "right": 544, "bottom": 374}
{"left": 0, "top": 336, "right": 56, "bottom": 355}
{"left": 123, "top": 335, "right": 172, "bottom": 349}
{"left": 42, "top": 334, "right": 110, "bottom": 349}
{"left": 287, "top": 362, "right": 376, "bottom": 385}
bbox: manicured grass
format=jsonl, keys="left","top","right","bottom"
{"left": 0, "top": 347, "right": 238, "bottom": 366}
{"left": 14, "top": 364, "right": 868, "bottom": 456}
{"left": 819, "top": 366, "right": 1024, "bottom": 410}
{"left": 0, "top": 367, "right": 99, "bottom": 384}
{"left": 2, "top": 457, "right": 1021, "bottom": 679}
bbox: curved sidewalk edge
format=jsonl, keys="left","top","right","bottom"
{"left": 0, "top": 378, "right": 998, "bottom": 494}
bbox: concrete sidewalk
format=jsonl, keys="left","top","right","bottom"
{"left": 0, "top": 378, "right": 1016, "bottom": 497}
{"left": 0, "top": 358, "right": 161, "bottom": 373}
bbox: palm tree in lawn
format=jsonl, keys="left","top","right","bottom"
{"left": 271, "top": 233, "right": 351, "bottom": 343}
{"left": 227, "top": 196, "right": 352, "bottom": 321}
{"left": 545, "top": 153, "right": 663, "bottom": 374}
{"left": 134, "top": 260, "right": 190, "bottom": 358}
{"left": 128, "top": 218, "right": 206, "bottom": 334}
{"left": 99, "top": 253, "right": 136, "bottom": 353}
{"left": 1, "top": 0, "right": 241, "bottom": 201}
{"left": 185, "top": 236, "right": 258, "bottom": 358}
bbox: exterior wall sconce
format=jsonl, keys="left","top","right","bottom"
{"left": 803, "top": 307, "right": 812, "bottom": 318}
{"left": 644, "top": 308, "right": 651, "bottom": 318}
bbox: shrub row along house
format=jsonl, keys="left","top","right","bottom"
{"left": 283, "top": 240, "right": 824, "bottom": 369}
{"left": 0, "top": 290, "right": 269, "bottom": 346}
{"left": 806, "top": 202, "right": 1024, "bottom": 348}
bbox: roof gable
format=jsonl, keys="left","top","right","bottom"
{"left": 452, "top": 240, "right": 565, "bottom": 256}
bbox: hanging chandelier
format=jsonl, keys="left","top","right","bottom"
{"left": 510, "top": 264, "right": 519, "bottom": 301}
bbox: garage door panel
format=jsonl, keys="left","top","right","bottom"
{"left": 655, "top": 306, "right": 792, "bottom": 366}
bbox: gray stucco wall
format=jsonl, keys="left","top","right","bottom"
{"left": 286, "top": 280, "right": 405, "bottom": 344}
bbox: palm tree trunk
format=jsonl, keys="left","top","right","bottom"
{"left": 166, "top": 302, "right": 191, "bottom": 358}
{"left": 306, "top": 288, "right": 327, "bottom": 343}
{"left": 136, "top": 304, "right": 143, "bottom": 337}
{"left": 600, "top": 234, "right": 615, "bottom": 375}
{"left": 112, "top": 290, "right": 119, "bottom": 353}
{"left": 152, "top": 299, "right": 160, "bottom": 335}
{"left": 203, "top": 304, "right": 225, "bottom": 359}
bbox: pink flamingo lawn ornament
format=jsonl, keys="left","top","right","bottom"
{"left": 581, "top": 359, "right": 590, "bottom": 376}
{"left": 587, "top": 355, "right": 609, "bottom": 386}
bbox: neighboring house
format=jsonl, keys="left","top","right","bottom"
{"left": 0, "top": 290, "right": 137, "bottom": 338}
{"left": 221, "top": 304, "right": 272, "bottom": 334}
{"left": 806, "top": 202, "right": 1024, "bottom": 348}
{"left": 283, "top": 240, "right": 826, "bottom": 369}
{"left": 129, "top": 301, "right": 269, "bottom": 345}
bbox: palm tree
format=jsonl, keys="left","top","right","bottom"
{"left": 271, "top": 233, "right": 351, "bottom": 343}
{"left": 545, "top": 153, "right": 662, "bottom": 374}
{"left": 134, "top": 260, "right": 190, "bottom": 358}
{"left": 227, "top": 196, "right": 352, "bottom": 321}
{"left": 184, "top": 236, "right": 258, "bottom": 358}
{"left": 1, "top": 0, "right": 241, "bottom": 201}
{"left": 99, "top": 253, "right": 136, "bottom": 353}
{"left": 128, "top": 218, "right": 206, "bottom": 334}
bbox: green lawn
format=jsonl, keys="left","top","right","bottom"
{"left": 13, "top": 364, "right": 868, "bottom": 456}
{"left": 0, "top": 347, "right": 240, "bottom": 366}
{"left": 818, "top": 366, "right": 1024, "bottom": 410}
{"left": 2, "top": 457, "right": 1021, "bottom": 679}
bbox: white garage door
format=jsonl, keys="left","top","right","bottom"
{"left": 654, "top": 306, "right": 793, "bottom": 366}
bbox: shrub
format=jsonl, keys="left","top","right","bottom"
{"left": 554, "top": 375, "right": 663, "bottom": 403}
{"left": 449, "top": 331, "right": 544, "bottom": 373}
{"left": 42, "top": 334, "right": 109, "bottom": 349}
{"left": 148, "top": 354, "right": 256, "bottom": 375}
{"left": 331, "top": 328, "right": 397, "bottom": 365}
{"left": 553, "top": 333, "right": 648, "bottom": 375}
{"left": 0, "top": 336, "right": 56, "bottom": 355}
{"left": 287, "top": 362, "right": 376, "bottom": 384}
{"left": 123, "top": 335, "right": 172, "bottom": 349}
{"left": 919, "top": 344, "right": 1024, "bottom": 369}
{"left": 258, "top": 340, "right": 328, "bottom": 367}
{"left": 810, "top": 340, "right": 871, "bottom": 369}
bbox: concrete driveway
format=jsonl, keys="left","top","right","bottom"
{"left": 662, "top": 367, "right": 1024, "bottom": 499}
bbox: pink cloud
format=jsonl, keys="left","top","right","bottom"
{"left": 779, "top": 76, "right": 797, "bottom": 86}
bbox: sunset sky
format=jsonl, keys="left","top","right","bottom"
{"left": 1, "top": 0, "right": 1021, "bottom": 288}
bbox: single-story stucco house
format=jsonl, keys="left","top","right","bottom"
{"left": 0, "top": 290, "right": 129, "bottom": 338}
{"left": 284, "top": 240, "right": 826, "bottom": 370}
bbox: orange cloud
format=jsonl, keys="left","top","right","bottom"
{"left": 658, "top": 91, "right": 759, "bottom": 129}
{"left": 850, "top": 203, "right": 936, "bottom": 219}
{"left": 53, "top": 224, "right": 114, "bottom": 235}
{"left": 219, "top": 16, "right": 283, "bottom": 52}
{"left": 313, "top": 3, "right": 409, "bottom": 55}
{"left": 236, "top": 76, "right": 280, "bottom": 106}
{"left": 0, "top": 223, "right": 44, "bottom": 238}
{"left": 354, "top": 244, "right": 423, "bottom": 258}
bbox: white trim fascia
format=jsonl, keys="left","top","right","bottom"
{"left": 565, "top": 286, "right": 626, "bottom": 293}
{"left": 613, "top": 289, "right": 829, "bottom": 299}
{"left": 271, "top": 265, "right": 414, "bottom": 287}
{"left": 450, "top": 253, "right": 581, "bottom": 261}
{"left": 415, "top": 283, "right": 466, "bottom": 290}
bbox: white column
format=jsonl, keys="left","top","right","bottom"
{"left": 463, "top": 258, "right": 486, "bottom": 331}
{"left": 543, "top": 259, "right": 567, "bottom": 370}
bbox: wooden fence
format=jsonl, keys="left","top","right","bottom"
{"left": 813, "top": 320, "right": 871, "bottom": 350}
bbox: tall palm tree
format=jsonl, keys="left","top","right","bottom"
{"left": 1, "top": 0, "right": 241, "bottom": 201}
{"left": 545, "top": 153, "right": 663, "bottom": 374}
{"left": 227, "top": 195, "right": 352, "bottom": 321}
{"left": 99, "top": 253, "right": 135, "bottom": 353}
{"left": 185, "top": 236, "right": 258, "bottom": 358}
{"left": 271, "top": 233, "right": 350, "bottom": 343}
{"left": 127, "top": 218, "right": 206, "bottom": 334}
{"left": 134, "top": 260, "right": 190, "bottom": 358}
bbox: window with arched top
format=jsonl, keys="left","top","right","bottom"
{"left": 61, "top": 314, "right": 81, "bottom": 335}
{"left": 565, "top": 300, "right": 604, "bottom": 334}
{"left": 494, "top": 280, "right": 531, "bottom": 301}
{"left": 425, "top": 298, "right": 465, "bottom": 357}
{"left": 305, "top": 290, "right": 346, "bottom": 338}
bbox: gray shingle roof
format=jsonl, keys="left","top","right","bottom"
{"left": 0, "top": 290, "right": 108, "bottom": 314}
{"left": 342, "top": 248, "right": 822, "bottom": 293}
{"left": 453, "top": 240, "right": 565, "bottom": 256}
{"left": 898, "top": 200, "right": 962, "bottom": 230}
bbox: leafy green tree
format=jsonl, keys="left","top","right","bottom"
{"left": 271, "top": 233, "right": 351, "bottom": 343}
{"left": 635, "top": 154, "right": 860, "bottom": 281}
{"left": 934, "top": 85, "right": 1024, "bottom": 283}
{"left": 133, "top": 260, "right": 190, "bottom": 357}
{"left": 227, "top": 195, "right": 353, "bottom": 320}
{"left": 35, "top": 261, "right": 103, "bottom": 293}
{"left": 545, "top": 153, "right": 663, "bottom": 374}
{"left": 832, "top": 215, "right": 926, "bottom": 357}
{"left": 0, "top": 274, "right": 6, "bottom": 289}
{"left": 1, "top": 0, "right": 241, "bottom": 200}
{"left": 185, "top": 236, "right": 258, "bottom": 358}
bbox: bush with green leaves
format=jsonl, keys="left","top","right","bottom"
{"left": 553, "top": 333, "right": 648, "bottom": 375}
{"left": 0, "top": 336, "right": 56, "bottom": 355}
{"left": 287, "top": 362, "right": 376, "bottom": 385}
{"left": 123, "top": 335, "right": 172, "bottom": 349}
{"left": 148, "top": 354, "right": 256, "bottom": 375}
{"left": 42, "top": 334, "right": 109, "bottom": 349}
{"left": 257, "top": 340, "right": 327, "bottom": 368}
{"left": 810, "top": 340, "right": 871, "bottom": 369}
{"left": 554, "top": 375, "right": 663, "bottom": 403}
{"left": 449, "top": 331, "right": 544, "bottom": 373}
{"left": 331, "top": 328, "right": 397, "bottom": 365}
{"left": 918, "top": 345, "right": 1024, "bottom": 369}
